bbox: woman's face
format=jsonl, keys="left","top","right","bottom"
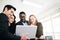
{"left": 8, "top": 15, "right": 14, "bottom": 23}
{"left": 29, "top": 16, "right": 36, "bottom": 25}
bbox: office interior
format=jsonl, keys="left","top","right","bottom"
{"left": 0, "top": 0, "right": 60, "bottom": 40}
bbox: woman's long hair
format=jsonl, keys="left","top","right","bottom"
{"left": 9, "top": 15, "right": 16, "bottom": 34}
{"left": 29, "top": 15, "right": 38, "bottom": 25}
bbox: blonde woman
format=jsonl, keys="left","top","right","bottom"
{"left": 29, "top": 15, "right": 44, "bottom": 40}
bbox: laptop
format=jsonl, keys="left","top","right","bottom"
{"left": 16, "top": 25, "right": 37, "bottom": 39}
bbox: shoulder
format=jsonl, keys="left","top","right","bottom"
{"left": 0, "top": 13, "right": 4, "bottom": 16}
{"left": 25, "top": 20, "right": 28, "bottom": 22}
{"left": 0, "top": 13, "right": 5, "bottom": 16}
{"left": 16, "top": 21, "right": 22, "bottom": 23}
{"left": 0, "top": 13, "right": 8, "bottom": 20}
{"left": 36, "top": 22, "right": 42, "bottom": 27}
{"left": 16, "top": 21, "right": 22, "bottom": 25}
{"left": 37, "top": 22, "right": 42, "bottom": 25}
{"left": 26, "top": 20, "right": 29, "bottom": 23}
{"left": 0, "top": 13, "right": 7, "bottom": 17}
{"left": 36, "top": 22, "right": 43, "bottom": 28}
{"left": 25, "top": 20, "right": 30, "bottom": 25}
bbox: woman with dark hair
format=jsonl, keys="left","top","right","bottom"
{"left": 9, "top": 15, "right": 16, "bottom": 34}
{"left": 8, "top": 15, "right": 29, "bottom": 40}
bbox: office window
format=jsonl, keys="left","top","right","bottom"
{"left": 41, "top": 16, "right": 54, "bottom": 39}
{"left": 52, "top": 13, "right": 60, "bottom": 39}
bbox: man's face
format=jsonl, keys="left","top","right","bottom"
{"left": 6, "top": 8, "right": 15, "bottom": 18}
{"left": 20, "top": 14, "right": 26, "bottom": 20}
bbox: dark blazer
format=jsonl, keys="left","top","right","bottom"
{"left": 36, "top": 22, "right": 43, "bottom": 38}
{"left": 0, "top": 13, "right": 20, "bottom": 40}
{"left": 16, "top": 20, "right": 29, "bottom": 25}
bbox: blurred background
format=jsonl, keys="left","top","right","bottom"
{"left": 0, "top": 0, "right": 60, "bottom": 40}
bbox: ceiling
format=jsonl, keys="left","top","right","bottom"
{"left": 0, "top": 0, "right": 60, "bottom": 21}
{"left": 21, "top": 0, "right": 60, "bottom": 19}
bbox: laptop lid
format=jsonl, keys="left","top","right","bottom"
{"left": 16, "top": 25, "right": 37, "bottom": 38}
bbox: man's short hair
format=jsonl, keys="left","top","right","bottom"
{"left": 19, "top": 11, "right": 25, "bottom": 15}
{"left": 19, "top": 11, "right": 26, "bottom": 16}
{"left": 3, "top": 5, "right": 16, "bottom": 12}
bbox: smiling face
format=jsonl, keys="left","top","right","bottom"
{"left": 5, "top": 8, "right": 15, "bottom": 17}
{"left": 3, "top": 7, "right": 15, "bottom": 21}
{"left": 3, "top": 5, "right": 16, "bottom": 18}
{"left": 4, "top": 8, "right": 15, "bottom": 23}
{"left": 7, "top": 8, "right": 14, "bottom": 16}
{"left": 8, "top": 14, "right": 14, "bottom": 23}
{"left": 29, "top": 15, "right": 37, "bottom": 25}
{"left": 20, "top": 14, "right": 26, "bottom": 21}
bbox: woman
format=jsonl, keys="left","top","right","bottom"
{"left": 29, "top": 15, "right": 43, "bottom": 39}
{"left": 8, "top": 15, "right": 16, "bottom": 34}
{"left": 8, "top": 15, "right": 29, "bottom": 40}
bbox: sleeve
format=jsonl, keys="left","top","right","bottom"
{"left": 8, "top": 32, "right": 20, "bottom": 40}
{"left": 0, "top": 14, "right": 9, "bottom": 39}
{"left": 36, "top": 22, "right": 43, "bottom": 38}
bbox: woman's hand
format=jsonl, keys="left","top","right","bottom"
{"left": 21, "top": 33, "right": 29, "bottom": 40}
{"left": 35, "top": 35, "right": 44, "bottom": 40}
{"left": 40, "top": 35, "right": 44, "bottom": 39}
{"left": 35, "top": 37, "right": 39, "bottom": 40}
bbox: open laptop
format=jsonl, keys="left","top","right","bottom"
{"left": 16, "top": 25, "right": 37, "bottom": 39}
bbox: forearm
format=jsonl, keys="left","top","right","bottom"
{"left": 8, "top": 32, "right": 20, "bottom": 40}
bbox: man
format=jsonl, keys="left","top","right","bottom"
{"left": 0, "top": 5, "right": 27, "bottom": 40}
{"left": 15, "top": 12, "right": 29, "bottom": 40}
{"left": 16, "top": 11, "right": 29, "bottom": 25}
